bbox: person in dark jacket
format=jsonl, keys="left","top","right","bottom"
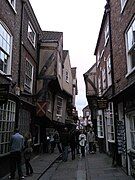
{"left": 9, "top": 128, "right": 24, "bottom": 180}
{"left": 60, "top": 127, "right": 69, "bottom": 162}
{"left": 69, "top": 129, "right": 76, "bottom": 160}
{"left": 53, "top": 130, "right": 62, "bottom": 153}
{"left": 24, "top": 132, "right": 33, "bottom": 176}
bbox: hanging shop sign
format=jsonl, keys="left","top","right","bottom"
{"left": 97, "top": 98, "right": 108, "bottom": 109}
{"left": 0, "top": 84, "right": 10, "bottom": 106}
{"left": 36, "top": 101, "right": 47, "bottom": 117}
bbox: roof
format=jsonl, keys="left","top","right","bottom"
{"left": 42, "top": 31, "right": 63, "bottom": 42}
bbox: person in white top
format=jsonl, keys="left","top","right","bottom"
{"left": 79, "top": 130, "right": 86, "bottom": 157}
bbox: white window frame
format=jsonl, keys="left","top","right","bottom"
{"left": 8, "top": 0, "right": 16, "bottom": 10}
{"left": 125, "top": 17, "right": 135, "bottom": 75}
{"left": 105, "top": 102, "right": 115, "bottom": 142}
{"left": 65, "top": 70, "right": 69, "bottom": 83}
{"left": 0, "top": 21, "right": 12, "bottom": 75}
{"left": 104, "top": 21, "right": 109, "bottom": 46}
{"left": 56, "top": 96, "right": 63, "bottom": 116}
{"left": 129, "top": 115, "right": 135, "bottom": 150}
{"left": 120, "top": 0, "right": 127, "bottom": 11}
{"left": 24, "top": 58, "right": 34, "bottom": 93}
{"left": 102, "top": 67, "right": 106, "bottom": 91}
{"left": 27, "top": 22, "right": 36, "bottom": 47}
{"left": 0, "top": 100, "right": 16, "bottom": 156}
{"left": 97, "top": 110, "right": 104, "bottom": 138}
{"left": 106, "top": 56, "right": 112, "bottom": 87}
{"left": 98, "top": 76, "right": 102, "bottom": 97}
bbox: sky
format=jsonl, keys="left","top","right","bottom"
{"left": 29, "top": 0, "right": 106, "bottom": 116}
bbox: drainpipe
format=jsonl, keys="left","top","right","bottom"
{"left": 105, "top": 0, "right": 118, "bottom": 164}
{"left": 18, "top": 0, "right": 26, "bottom": 88}
{"left": 16, "top": 0, "right": 26, "bottom": 128}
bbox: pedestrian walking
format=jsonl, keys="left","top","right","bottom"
{"left": 75, "top": 129, "right": 80, "bottom": 154}
{"left": 60, "top": 127, "right": 69, "bottom": 162}
{"left": 79, "top": 130, "right": 86, "bottom": 157}
{"left": 87, "top": 128, "right": 95, "bottom": 153}
{"left": 69, "top": 128, "right": 76, "bottom": 160}
{"left": 23, "top": 132, "right": 33, "bottom": 176}
{"left": 53, "top": 130, "right": 62, "bottom": 153}
{"left": 9, "top": 128, "right": 24, "bottom": 179}
{"left": 50, "top": 132, "right": 55, "bottom": 153}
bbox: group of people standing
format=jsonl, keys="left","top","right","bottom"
{"left": 49, "top": 126, "right": 96, "bottom": 162}
{"left": 8, "top": 127, "right": 95, "bottom": 179}
{"left": 9, "top": 129, "right": 33, "bottom": 179}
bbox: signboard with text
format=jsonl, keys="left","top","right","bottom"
{"left": 97, "top": 98, "right": 108, "bottom": 109}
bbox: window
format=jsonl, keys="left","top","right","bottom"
{"left": 8, "top": 0, "right": 16, "bottom": 10}
{"left": 27, "top": 22, "right": 36, "bottom": 47}
{"left": 97, "top": 110, "right": 104, "bottom": 138}
{"left": 120, "top": 0, "right": 127, "bottom": 10}
{"left": 56, "top": 96, "right": 63, "bottom": 116}
{"left": 104, "top": 21, "right": 109, "bottom": 46}
{"left": 98, "top": 76, "right": 102, "bottom": 96}
{"left": 102, "top": 68, "right": 106, "bottom": 91}
{"left": 130, "top": 116, "right": 135, "bottom": 150}
{"left": 106, "top": 56, "right": 112, "bottom": 87}
{"left": 126, "top": 18, "right": 135, "bottom": 73}
{"left": 0, "top": 22, "right": 12, "bottom": 75}
{"left": 105, "top": 102, "right": 115, "bottom": 142}
{"left": 0, "top": 100, "right": 16, "bottom": 155}
{"left": 24, "top": 59, "right": 34, "bottom": 93}
{"left": 65, "top": 70, "right": 69, "bottom": 82}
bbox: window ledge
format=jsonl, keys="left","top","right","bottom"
{"left": 125, "top": 67, "right": 135, "bottom": 78}
{"left": 108, "top": 140, "right": 115, "bottom": 143}
{"left": 0, "top": 71, "right": 12, "bottom": 81}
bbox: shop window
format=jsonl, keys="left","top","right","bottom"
{"left": 18, "top": 109, "right": 30, "bottom": 136}
{"left": 0, "top": 22, "right": 12, "bottom": 75}
{"left": 24, "top": 59, "right": 34, "bottom": 93}
{"left": 130, "top": 116, "right": 135, "bottom": 150}
{"left": 105, "top": 102, "right": 115, "bottom": 142}
{"left": 126, "top": 17, "right": 135, "bottom": 74}
{"left": 97, "top": 110, "right": 104, "bottom": 138}
{"left": 0, "top": 100, "right": 16, "bottom": 155}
